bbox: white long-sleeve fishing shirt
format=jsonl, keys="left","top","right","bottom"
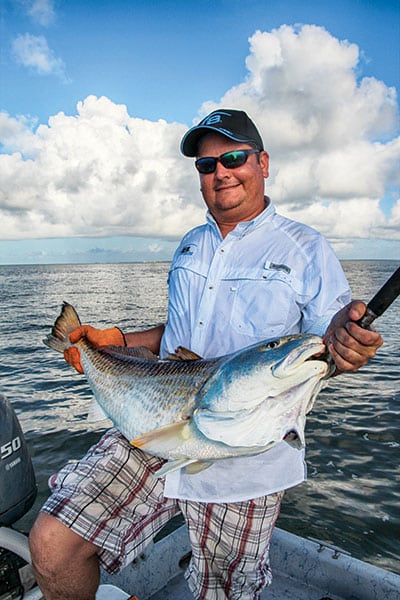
{"left": 160, "top": 201, "right": 351, "bottom": 502}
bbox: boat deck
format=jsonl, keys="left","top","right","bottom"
{"left": 101, "top": 525, "right": 400, "bottom": 600}
{"left": 149, "top": 569, "right": 338, "bottom": 600}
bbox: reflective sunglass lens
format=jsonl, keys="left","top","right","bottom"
{"left": 220, "top": 151, "right": 247, "bottom": 169}
{"left": 195, "top": 158, "right": 216, "bottom": 173}
{"left": 195, "top": 149, "right": 259, "bottom": 174}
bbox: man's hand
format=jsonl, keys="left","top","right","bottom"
{"left": 64, "top": 325, "right": 125, "bottom": 374}
{"left": 323, "top": 300, "right": 383, "bottom": 374}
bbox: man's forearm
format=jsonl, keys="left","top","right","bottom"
{"left": 124, "top": 324, "right": 165, "bottom": 355}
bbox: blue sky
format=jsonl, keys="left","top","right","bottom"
{"left": 0, "top": 0, "right": 399, "bottom": 264}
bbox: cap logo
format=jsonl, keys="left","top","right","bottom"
{"left": 202, "top": 111, "right": 231, "bottom": 126}
{"left": 204, "top": 115, "right": 222, "bottom": 125}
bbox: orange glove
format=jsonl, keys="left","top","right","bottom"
{"left": 64, "top": 325, "right": 126, "bottom": 374}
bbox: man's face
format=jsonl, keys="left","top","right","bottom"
{"left": 197, "top": 133, "right": 269, "bottom": 232}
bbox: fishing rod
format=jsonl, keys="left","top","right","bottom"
{"left": 323, "top": 265, "right": 400, "bottom": 376}
{"left": 357, "top": 265, "right": 400, "bottom": 328}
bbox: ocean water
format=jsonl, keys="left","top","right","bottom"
{"left": 0, "top": 260, "right": 399, "bottom": 575}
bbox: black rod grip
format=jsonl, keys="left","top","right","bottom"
{"left": 357, "top": 266, "right": 400, "bottom": 328}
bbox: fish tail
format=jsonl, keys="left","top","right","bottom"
{"left": 43, "top": 302, "right": 81, "bottom": 353}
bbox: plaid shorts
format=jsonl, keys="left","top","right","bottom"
{"left": 42, "top": 428, "right": 284, "bottom": 599}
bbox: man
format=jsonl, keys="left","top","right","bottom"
{"left": 29, "top": 109, "right": 383, "bottom": 600}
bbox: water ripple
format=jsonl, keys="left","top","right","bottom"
{"left": 1, "top": 260, "right": 399, "bottom": 574}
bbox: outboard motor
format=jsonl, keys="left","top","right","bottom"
{"left": 0, "top": 392, "right": 40, "bottom": 599}
{"left": 0, "top": 393, "right": 37, "bottom": 525}
{"left": 0, "top": 393, "right": 132, "bottom": 599}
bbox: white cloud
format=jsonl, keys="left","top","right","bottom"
{"left": 148, "top": 243, "right": 164, "bottom": 254}
{"left": 1, "top": 25, "right": 399, "bottom": 255}
{"left": 0, "top": 95, "right": 203, "bottom": 240}
{"left": 24, "top": 0, "right": 55, "bottom": 26}
{"left": 201, "top": 26, "right": 398, "bottom": 152}
{"left": 12, "top": 33, "right": 66, "bottom": 80}
{"left": 0, "top": 111, "right": 38, "bottom": 152}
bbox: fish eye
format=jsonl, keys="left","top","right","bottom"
{"left": 266, "top": 340, "right": 280, "bottom": 349}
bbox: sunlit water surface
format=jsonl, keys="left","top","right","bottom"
{"left": 0, "top": 260, "right": 398, "bottom": 574}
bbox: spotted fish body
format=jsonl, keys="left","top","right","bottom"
{"left": 44, "top": 302, "right": 329, "bottom": 475}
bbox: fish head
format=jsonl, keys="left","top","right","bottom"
{"left": 196, "top": 334, "right": 328, "bottom": 413}
{"left": 271, "top": 334, "right": 327, "bottom": 377}
{"left": 192, "top": 334, "right": 329, "bottom": 450}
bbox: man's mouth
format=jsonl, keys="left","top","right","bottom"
{"left": 214, "top": 183, "right": 240, "bottom": 192}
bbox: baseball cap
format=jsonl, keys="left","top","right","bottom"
{"left": 181, "top": 109, "right": 264, "bottom": 157}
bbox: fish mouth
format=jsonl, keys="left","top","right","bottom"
{"left": 272, "top": 337, "right": 328, "bottom": 378}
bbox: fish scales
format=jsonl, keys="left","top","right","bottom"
{"left": 44, "top": 302, "right": 329, "bottom": 476}
{"left": 78, "top": 341, "right": 223, "bottom": 437}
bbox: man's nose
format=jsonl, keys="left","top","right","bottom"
{"left": 214, "top": 160, "right": 232, "bottom": 178}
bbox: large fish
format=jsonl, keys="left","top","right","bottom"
{"left": 44, "top": 302, "right": 329, "bottom": 475}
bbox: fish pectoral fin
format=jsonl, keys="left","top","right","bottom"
{"left": 154, "top": 458, "right": 197, "bottom": 478}
{"left": 154, "top": 458, "right": 212, "bottom": 477}
{"left": 184, "top": 461, "right": 212, "bottom": 475}
{"left": 86, "top": 400, "right": 112, "bottom": 423}
{"left": 131, "top": 420, "right": 191, "bottom": 453}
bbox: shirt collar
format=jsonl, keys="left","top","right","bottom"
{"left": 206, "top": 197, "right": 276, "bottom": 239}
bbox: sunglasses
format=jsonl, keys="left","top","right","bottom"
{"left": 195, "top": 149, "right": 260, "bottom": 174}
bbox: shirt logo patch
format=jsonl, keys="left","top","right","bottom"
{"left": 268, "top": 262, "right": 291, "bottom": 274}
{"left": 180, "top": 245, "right": 194, "bottom": 255}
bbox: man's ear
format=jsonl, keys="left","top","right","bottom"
{"left": 260, "top": 151, "right": 269, "bottom": 178}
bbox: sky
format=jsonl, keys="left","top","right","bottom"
{"left": 0, "top": 0, "right": 399, "bottom": 265}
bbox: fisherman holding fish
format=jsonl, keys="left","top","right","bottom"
{"left": 30, "top": 110, "right": 383, "bottom": 600}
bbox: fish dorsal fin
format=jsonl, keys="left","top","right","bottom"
{"left": 167, "top": 346, "right": 202, "bottom": 361}
{"left": 100, "top": 345, "right": 159, "bottom": 361}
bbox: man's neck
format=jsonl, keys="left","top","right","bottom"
{"left": 215, "top": 196, "right": 270, "bottom": 239}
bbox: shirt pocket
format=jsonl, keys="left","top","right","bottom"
{"left": 227, "top": 267, "right": 302, "bottom": 337}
